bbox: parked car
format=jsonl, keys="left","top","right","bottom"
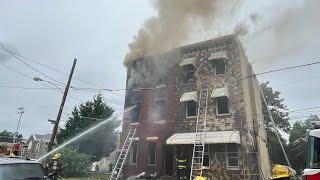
{"left": 0, "top": 157, "right": 48, "bottom": 179}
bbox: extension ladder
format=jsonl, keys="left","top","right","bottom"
{"left": 110, "top": 128, "right": 136, "bottom": 180}
{"left": 190, "top": 87, "right": 209, "bottom": 180}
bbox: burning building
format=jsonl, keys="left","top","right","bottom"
{"left": 118, "top": 34, "right": 270, "bottom": 179}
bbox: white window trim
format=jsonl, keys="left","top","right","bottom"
{"left": 225, "top": 144, "right": 239, "bottom": 170}
{"left": 215, "top": 96, "right": 230, "bottom": 116}
{"left": 147, "top": 142, "right": 157, "bottom": 166}
{"left": 186, "top": 101, "right": 197, "bottom": 118}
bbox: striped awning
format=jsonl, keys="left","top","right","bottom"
{"left": 211, "top": 87, "right": 229, "bottom": 98}
{"left": 180, "top": 91, "right": 197, "bottom": 102}
{"left": 166, "top": 131, "right": 241, "bottom": 145}
{"left": 208, "top": 51, "right": 228, "bottom": 61}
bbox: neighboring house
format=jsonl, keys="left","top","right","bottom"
{"left": 120, "top": 34, "right": 270, "bottom": 179}
{"left": 25, "top": 134, "right": 51, "bottom": 159}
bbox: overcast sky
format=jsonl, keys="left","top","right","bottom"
{"left": 0, "top": 0, "right": 319, "bottom": 138}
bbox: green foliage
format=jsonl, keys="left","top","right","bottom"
{"left": 261, "top": 82, "right": 290, "bottom": 133}
{"left": 0, "top": 130, "right": 23, "bottom": 143}
{"left": 57, "top": 94, "right": 119, "bottom": 161}
{"left": 288, "top": 115, "right": 320, "bottom": 173}
{"left": 261, "top": 82, "right": 290, "bottom": 165}
{"left": 58, "top": 146, "right": 92, "bottom": 177}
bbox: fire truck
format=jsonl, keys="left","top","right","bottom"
{"left": 303, "top": 122, "right": 320, "bottom": 179}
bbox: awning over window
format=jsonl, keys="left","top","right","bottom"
{"left": 166, "top": 131, "right": 241, "bottom": 145}
{"left": 211, "top": 87, "right": 229, "bottom": 98}
{"left": 208, "top": 51, "right": 228, "bottom": 61}
{"left": 180, "top": 91, "right": 197, "bottom": 102}
{"left": 179, "top": 57, "right": 195, "bottom": 66}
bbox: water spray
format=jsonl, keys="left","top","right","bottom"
{"left": 37, "top": 106, "right": 135, "bottom": 162}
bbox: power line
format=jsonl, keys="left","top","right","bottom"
{"left": 0, "top": 43, "right": 64, "bottom": 86}
{"left": 0, "top": 45, "right": 106, "bottom": 89}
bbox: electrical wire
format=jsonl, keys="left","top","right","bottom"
{"left": 0, "top": 43, "right": 64, "bottom": 86}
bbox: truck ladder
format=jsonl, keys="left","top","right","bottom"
{"left": 190, "top": 87, "right": 209, "bottom": 180}
{"left": 110, "top": 128, "right": 136, "bottom": 180}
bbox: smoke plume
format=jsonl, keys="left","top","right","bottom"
{"left": 124, "top": 0, "right": 241, "bottom": 66}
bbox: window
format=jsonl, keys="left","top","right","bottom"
{"left": 227, "top": 144, "right": 238, "bottom": 169}
{"left": 186, "top": 101, "right": 197, "bottom": 117}
{"left": 186, "top": 65, "right": 195, "bottom": 80}
{"left": 212, "top": 60, "right": 226, "bottom": 75}
{"left": 129, "top": 103, "right": 140, "bottom": 122}
{"left": 147, "top": 142, "right": 156, "bottom": 165}
{"left": 157, "top": 77, "right": 166, "bottom": 86}
{"left": 203, "top": 145, "right": 210, "bottom": 167}
{"left": 154, "top": 98, "right": 167, "bottom": 120}
{"left": 216, "top": 96, "right": 229, "bottom": 115}
{"left": 130, "top": 142, "right": 138, "bottom": 164}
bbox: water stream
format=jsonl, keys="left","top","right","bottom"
{"left": 37, "top": 106, "right": 134, "bottom": 162}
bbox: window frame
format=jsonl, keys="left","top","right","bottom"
{"left": 216, "top": 96, "right": 230, "bottom": 116}
{"left": 226, "top": 144, "right": 239, "bottom": 170}
{"left": 130, "top": 142, "right": 138, "bottom": 165}
{"left": 186, "top": 101, "right": 197, "bottom": 118}
{"left": 147, "top": 141, "right": 156, "bottom": 166}
{"left": 214, "top": 59, "right": 226, "bottom": 75}
{"left": 185, "top": 65, "right": 195, "bottom": 80}
{"left": 154, "top": 98, "right": 167, "bottom": 121}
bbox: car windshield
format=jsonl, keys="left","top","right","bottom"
{"left": 307, "top": 136, "right": 320, "bottom": 169}
{"left": 0, "top": 163, "right": 45, "bottom": 180}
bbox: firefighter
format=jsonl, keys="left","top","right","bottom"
{"left": 270, "top": 164, "right": 296, "bottom": 180}
{"left": 48, "top": 153, "right": 62, "bottom": 180}
{"left": 176, "top": 152, "right": 188, "bottom": 180}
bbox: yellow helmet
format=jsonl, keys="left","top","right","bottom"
{"left": 52, "top": 153, "right": 61, "bottom": 160}
{"left": 271, "top": 164, "right": 294, "bottom": 179}
{"left": 9, "top": 153, "right": 15, "bottom": 158}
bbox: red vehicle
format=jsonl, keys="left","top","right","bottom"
{"left": 303, "top": 124, "right": 320, "bottom": 179}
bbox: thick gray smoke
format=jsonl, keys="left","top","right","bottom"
{"left": 124, "top": 0, "right": 241, "bottom": 66}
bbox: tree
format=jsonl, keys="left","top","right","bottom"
{"left": 57, "top": 94, "right": 119, "bottom": 161}
{"left": 288, "top": 115, "right": 320, "bottom": 173}
{"left": 57, "top": 146, "right": 92, "bottom": 177}
{"left": 261, "top": 82, "right": 290, "bottom": 165}
{"left": 0, "top": 130, "right": 23, "bottom": 143}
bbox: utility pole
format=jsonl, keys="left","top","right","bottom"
{"left": 48, "top": 58, "right": 77, "bottom": 151}
{"left": 13, "top": 107, "right": 24, "bottom": 143}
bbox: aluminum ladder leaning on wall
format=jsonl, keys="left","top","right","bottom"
{"left": 190, "top": 86, "right": 209, "bottom": 180}
{"left": 110, "top": 128, "right": 137, "bottom": 180}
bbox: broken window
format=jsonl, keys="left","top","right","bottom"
{"left": 212, "top": 60, "right": 226, "bottom": 75}
{"left": 227, "top": 144, "right": 239, "bottom": 169}
{"left": 186, "top": 101, "right": 197, "bottom": 117}
{"left": 147, "top": 142, "right": 156, "bottom": 165}
{"left": 186, "top": 65, "right": 195, "bottom": 80}
{"left": 216, "top": 96, "right": 229, "bottom": 115}
{"left": 130, "top": 142, "right": 138, "bottom": 164}
{"left": 130, "top": 103, "right": 140, "bottom": 122}
{"left": 154, "top": 98, "right": 167, "bottom": 120}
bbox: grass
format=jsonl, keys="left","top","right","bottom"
{"left": 58, "top": 172, "right": 111, "bottom": 180}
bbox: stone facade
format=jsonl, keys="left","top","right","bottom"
{"left": 120, "top": 34, "right": 270, "bottom": 179}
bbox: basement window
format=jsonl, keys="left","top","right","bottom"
{"left": 212, "top": 60, "right": 226, "bottom": 75}
{"left": 130, "top": 142, "right": 138, "bottom": 164}
{"left": 186, "top": 101, "right": 197, "bottom": 118}
{"left": 227, "top": 144, "right": 239, "bottom": 169}
{"left": 186, "top": 65, "right": 195, "bottom": 80}
{"left": 147, "top": 142, "right": 156, "bottom": 165}
{"left": 216, "top": 96, "right": 229, "bottom": 115}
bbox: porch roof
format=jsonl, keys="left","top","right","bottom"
{"left": 180, "top": 91, "right": 197, "bottom": 102}
{"left": 179, "top": 57, "right": 195, "bottom": 66}
{"left": 166, "top": 131, "right": 240, "bottom": 145}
